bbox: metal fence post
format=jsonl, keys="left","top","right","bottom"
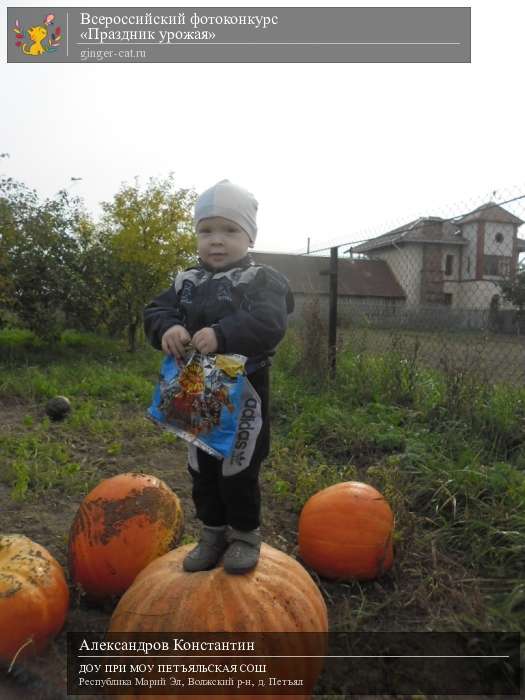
{"left": 329, "top": 246, "right": 338, "bottom": 378}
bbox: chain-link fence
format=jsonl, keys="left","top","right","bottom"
{"left": 253, "top": 187, "right": 525, "bottom": 385}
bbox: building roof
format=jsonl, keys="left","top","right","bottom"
{"left": 351, "top": 217, "right": 467, "bottom": 254}
{"left": 251, "top": 251, "right": 406, "bottom": 299}
{"left": 351, "top": 203, "right": 523, "bottom": 255}
{"left": 454, "top": 201, "right": 524, "bottom": 226}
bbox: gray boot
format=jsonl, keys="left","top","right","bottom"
{"left": 223, "top": 527, "right": 262, "bottom": 575}
{"left": 183, "top": 525, "right": 228, "bottom": 572}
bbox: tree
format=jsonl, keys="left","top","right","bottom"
{"left": 61, "top": 218, "right": 118, "bottom": 334}
{"left": 0, "top": 176, "right": 94, "bottom": 339}
{"left": 499, "top": 263, "right": 525, "bottom": 334}
{"left": 0, "top": 180, "right": 20, "bottom": 319}
{"left": 99, "top": 174, "right": 197, "bottom": 351}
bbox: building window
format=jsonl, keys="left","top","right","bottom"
{"left": 445, "top": 254, "right": 454, "bottom": 276}
{"left": 466, "top": 256, "right": 471, "bottom": 273}
{"left": 499, "top": 259, "right": 511, "bottom": 277}
{"left": 495, "top": 232, "right": 504, "bottom": 244}
{"left": 444, "top": 293, "right": 453, "bottom": 306}
{"left": 483, "top": 255, "right": 511, "bottom": 277}
{"left": 484, "top": 256, "right": 499, "bottom": 275}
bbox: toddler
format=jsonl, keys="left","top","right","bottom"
{"left": 144, "top": 179, "right": 294, "bottom": 574}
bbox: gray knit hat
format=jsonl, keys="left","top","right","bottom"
{"left": 194, "top": 179, "right": 258, "bottom": 247}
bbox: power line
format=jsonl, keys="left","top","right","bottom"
{"left": 302, "top": 193, "right": 525, "bottom": 257}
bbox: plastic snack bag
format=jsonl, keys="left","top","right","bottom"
{"left": 148, "top": 349, "right": 255, "bottom": 460}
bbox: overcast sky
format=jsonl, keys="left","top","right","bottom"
{"left": 1, "top": 0, "right": 525, "bottom": 254}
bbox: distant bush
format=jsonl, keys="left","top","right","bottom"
{"left": 0, "top": 328, "right": 43, "bottom": 352}
{"left": 59, "top": 329, "right": 116, "bottom": 354}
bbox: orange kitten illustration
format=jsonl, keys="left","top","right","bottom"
{"left": 13, "top": 14, "right": 62, "bottom": 55}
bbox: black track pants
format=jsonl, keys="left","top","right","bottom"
{"left": 187, "top": 365, "right": 270, "bottom": 531}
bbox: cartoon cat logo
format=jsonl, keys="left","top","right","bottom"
{"left": 13, "top": 14, "right": 62, "bottom": 56}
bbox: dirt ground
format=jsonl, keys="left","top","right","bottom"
{"left": 0, "top": 401, "right": 318, "bottom": 699}
{"left": 0, "top": 401, "right": 506, "bottom": 700}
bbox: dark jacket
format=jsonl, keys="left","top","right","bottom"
{"left": 143, "top": 253, "right": 295, "bottom": 373}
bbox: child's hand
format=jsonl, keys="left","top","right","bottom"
{"left": 192, "top": 327, "right": 219, "bottom": 355}
{"left": 161, "top": 325, "right": 191, "bottom": 358}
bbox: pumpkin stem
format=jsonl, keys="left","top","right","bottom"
{"left": 8, "top": 637, "right": 34, "bottom": 673}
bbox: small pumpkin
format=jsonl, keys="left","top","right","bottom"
{"left": 298, "top": 481, "right": 394, "bottom": 580}
{"left": 0, "top": 534, "right": 69, "bottom": 664}
{"left": 45, "top": 395, "right": 71, "bottom": 421}
{"left": 109, "top": 542, "right": 328, "bottom": 700}
{"left": 68, "top": 473, "right": 183, "bottom": 600}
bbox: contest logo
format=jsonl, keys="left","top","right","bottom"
{"left": 12, "top": 13, "right": 62, "bottom": 56}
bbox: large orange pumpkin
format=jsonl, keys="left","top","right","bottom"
{"left": 108, "top": 543, "right": 328, "bottom": 699}
{"left": 0, "top": 534, "right": 69, "bottom": 664}
{"left": 298, "top": 481, "right": 394, "bottom": 580}
{"left": 68, "top": 473, "right": 183, "bottom": 600}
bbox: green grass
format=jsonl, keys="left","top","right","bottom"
{"left": 0, "top": 353, "right": 157, "bottom": 404}
{"left": 1, "top": 325, "right": 524, "bottom": 634}
{"left": 269, "top": 329, "right": 525, "bottom": 632}
{"left": 1, "top": 427, "right": 85, "bottom": 500}
{"left": 0, "top": 329, "right": 171, "bottom": 498}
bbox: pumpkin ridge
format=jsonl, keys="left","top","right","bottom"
{"left": 108, "top": 543, "right": 328, "bottom": 697}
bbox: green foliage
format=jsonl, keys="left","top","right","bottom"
{"left": 99, "top": 173, "right": 198, "bottom": 350}
{"left": 0, "top": 328, "right": 124, "bottom": 365}
{"left": 60, "top": 329, "right": 115, "bottom": 352}
{"left": 0, "top": 177, "right": 96, "bottom": 340}
{"left": 290, "top": 400, "right": 406, "bottom": 460}
{"left": 271, "top": 333, "right": 525, "bottom": 608}
{"left": 294, "top": 296, "right": 329, "bottom": 382}
{"left": 1, "top": 328, "right": 525, "bottom": 632}
{"left": 0, "top": 327, "right": 40, "bottom": 348}
{"left": 498, "top": 264, "right": 525, "bottom": 336}
{"left": 0, "top": 336, "right": 167, "bottom": 500}
{"left": 0, "top": 430, "right": 83, "bottom": 500}
{"left": 265, "top": 436, "right": 357, "bottom": 509}
{"left": 0, "top": 328, "right": 43, "bottom": 363}
{"left": 0, "top": 356, "right": 154, "bottom": 405}
{"left": 0, "top": 173, "right": 198, "bottom": 349}
{"left": 499, "top": 264, "right": 525, "bottom": 311}
{"left": 400, "top": 437, "right": 525, "bottom": 577}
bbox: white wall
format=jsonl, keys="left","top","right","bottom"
{"left": 370, "top": 244, "right": 422, "bottom": 306}
{"left": 484, "top": 222, "right": 514, "bottom": 256}
{"left": 447, "top": 279, "right": 511, "bottom": 310}
{"left": 460, "top": 222, "right": 478, "bottom": 281}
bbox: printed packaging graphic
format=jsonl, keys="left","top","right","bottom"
{"left": 148, "top": 351, "right": 259, "bottom": 460}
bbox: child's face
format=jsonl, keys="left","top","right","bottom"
{"left": 196, "top": 217, "right": 251, "bottom": 270}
